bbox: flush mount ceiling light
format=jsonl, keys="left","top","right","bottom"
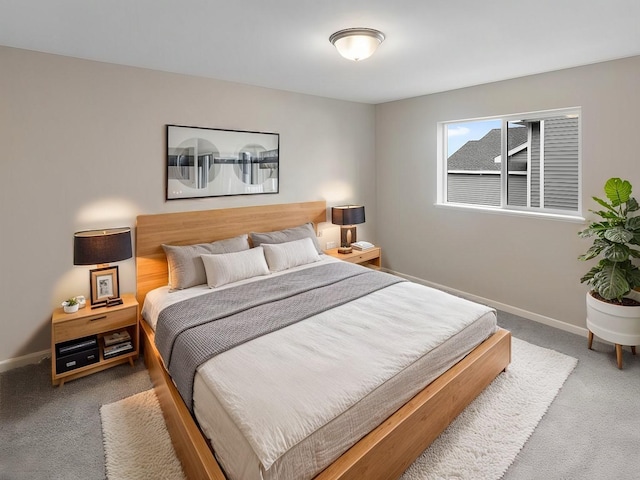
{"left": 329, "top": 28, "right": 385, "bottom": 61}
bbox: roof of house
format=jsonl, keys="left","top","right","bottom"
{"left": 447, "top": 126, "right": 528, "bottom": 171}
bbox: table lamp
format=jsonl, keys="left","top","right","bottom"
{"left": 74, "top": 227, "right": 132, "bottom": 308}
{"left": 331, "top": 205, "right": 365, "bottom": 254}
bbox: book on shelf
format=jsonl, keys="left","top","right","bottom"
{"left": 103, "top": 340, "right": 133, "bottom": 359}
{"left": 103, "top": 330, "right": 131, "bottom": 347}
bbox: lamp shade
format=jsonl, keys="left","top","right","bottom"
{"left": 332, "top": 205, "right": 365, "bottom": 226}
{"left": 74, "top": 227, "right": 132, "bottom": 265}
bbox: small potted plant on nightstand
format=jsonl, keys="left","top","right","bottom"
{"left": 578, "top": 177, "right": 640, "bottom": 368}
{"left": 62, "top": 297, "right": 79, "bottom": 314}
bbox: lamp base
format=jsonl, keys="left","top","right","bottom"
{"left": 338, "top": 246, "right": 353, "bottom": 254}
{"left": 340, "top": 226, "right": 357, "bottom": 248}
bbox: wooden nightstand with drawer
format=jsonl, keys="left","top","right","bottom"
{"left": 324, "top": 246, "right": 382, "bottom": 268}
{"left": 51, "top": 293, "right": 139, "bottom": 386}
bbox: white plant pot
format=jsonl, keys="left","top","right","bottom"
{"left": 63, "top": 303, "right": 79, "bottom": 314}
{"left": 586, "top": 291, "right": 640, "bottom": 346}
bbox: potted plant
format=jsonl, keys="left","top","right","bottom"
{"left": 578, "top": 177, "right": 640, "bottom": 367}
{"left": 62, "top": 297, "right": 79, "bottom": 314}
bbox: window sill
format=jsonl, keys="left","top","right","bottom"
{"left": 434, "top": 202, "right": 586, "bottom": 223}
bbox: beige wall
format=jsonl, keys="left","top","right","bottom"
{"left": 375, "top": 56, "right": 640, "bottom": 332}
{"left": 4, "top": 44, "right": 638, "bottom": 364}
{"left": 0, "top": 46, "right": 376, "bottom": 364}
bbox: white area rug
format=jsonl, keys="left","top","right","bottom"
{"left": 101, "top": 389, "right": 186, "bottom": 480}
{"left": 400, "top": 337, "right": 577, "bottom": 480}
{"left": 101, "top": 337, "right": 576, "bottom": 480}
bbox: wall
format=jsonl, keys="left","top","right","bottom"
{"left": 375, "top": 56, "right": 640, "bottom": 332}
{"left": 0, "top": 46, "right": 376, "bottom": 364}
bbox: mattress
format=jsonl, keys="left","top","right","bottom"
{"left": 142, "top": 258, "right": 497, "bottom": 480}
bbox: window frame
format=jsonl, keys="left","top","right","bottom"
{"left": 436, "top": 107, "right": 583, "bottom": 221}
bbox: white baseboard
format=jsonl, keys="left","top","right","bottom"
{"left": 385, "top": 269, "right": 588, "bottom": 338}
{"left": 0, "top": 349, "right": 51, "bottom": 373}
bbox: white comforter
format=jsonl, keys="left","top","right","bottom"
{"left": 143, "top": 257, "right": 497, "bottom": 480}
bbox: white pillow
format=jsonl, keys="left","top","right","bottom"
{"left": 262, "top": 237, "right": 321, "bottom": 273}
{"left": 201, "top": 247, "right": 269, "bottom": 288}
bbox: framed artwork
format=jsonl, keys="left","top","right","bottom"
{"left": 90, "top": 266, "right": 120, "bottom": 307}
{"left": 166, "top": 124, "right": 279, "bottom": 200}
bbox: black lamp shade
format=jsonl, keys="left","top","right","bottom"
{"left": 74, "top": 228, "right": 132, "bottom": 265}
{"left": 331, "top": 205, "right": 365, "bottom": 226}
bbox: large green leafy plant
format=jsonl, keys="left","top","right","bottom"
{"left": 579, "top": 178, "right": 640, "bottom": 303}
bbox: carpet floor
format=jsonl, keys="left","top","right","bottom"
{"left": 101, "top": 337, "right": 576, "bottom": 480}
{"left": 4, "top": 310, "right": 637, "bottom": 479}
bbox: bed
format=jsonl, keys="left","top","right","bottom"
{"left": 136, "top": 201, "right": 511, "bottom": 480}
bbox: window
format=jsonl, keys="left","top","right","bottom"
{"left": 438, "top": 108, "right": 581, "bottom": 218}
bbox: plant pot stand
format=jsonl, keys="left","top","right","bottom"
{"left": 587, "top": 330, "right": 637, "bottom": 369}
{"left": 586, "top": 291, "right": 640, "bottom": 369}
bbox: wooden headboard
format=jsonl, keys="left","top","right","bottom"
{"left": 135, "top": 201, "right": 327, "bottom": 306}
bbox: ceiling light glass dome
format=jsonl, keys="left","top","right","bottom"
{"left": 329, "top": 28, "right": 385, "bottom": 61}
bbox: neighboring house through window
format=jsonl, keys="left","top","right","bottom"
{"left": 437, "top": 108, "right": 581, "bottom": 219}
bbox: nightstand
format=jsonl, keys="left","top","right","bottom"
{"left": 324, "top": 246, "right": 382, "bottom": 268}
{"left": 51, "top": 293, "right": 139, "bottom": 386}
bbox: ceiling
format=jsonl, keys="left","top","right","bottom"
{"left": 1, "top": 1, "right": 639, "bottom": 104}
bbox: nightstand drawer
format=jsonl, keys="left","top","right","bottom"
{"left": 348, "top": 249, "right": 380, "bottom": 264}
{"left": 324, "top": 246, "right": 381, "bottom": 267}
{"left": 53, "top": 307, "right": 136, "bottom": 342}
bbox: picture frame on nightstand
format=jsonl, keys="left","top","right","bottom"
{"left": 89, "top": 265, "right": 120, "bottom": 307}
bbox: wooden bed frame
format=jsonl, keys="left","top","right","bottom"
{"left": 136, "top": 201, "right": 512, "bottom": 480}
